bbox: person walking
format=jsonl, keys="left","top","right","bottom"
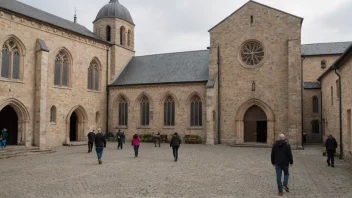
{"left": 87, "top": 128, "right": 95, "bottom": 153}
{"left": 154, "top": 132, "right": 161, "bottom": 147}
{"left": 0, "top": 128, "right": 8, "bottom": 150}
{"left": 116, "top": 129, "right": 123, "bottom": 150}
{"left": 325, "top": 135, "right": 338, "bottom": 167}
{"left": 170, "top": 132, "right": 181, "bottom": 162}
{"left": 131, "top": 133, "right": 140, "bottom": 158}
{"left": 271, "top": 134, "right": 293, "bottom": 196}
{"left": 94, "top": 128, "right": 106, "bottom": 164}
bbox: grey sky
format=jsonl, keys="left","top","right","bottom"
{"left": 18, "top": 0, "right": 352, "bottom": 56}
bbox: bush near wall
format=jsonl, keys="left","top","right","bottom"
{"left": 139, "top": 134, "right": 154, "bottom": 143}
{"left": 184, "top": 135, "right": 202, "bottom": 144}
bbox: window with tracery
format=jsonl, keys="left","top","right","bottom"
{"left": 87, "top": 60, "right": 100, "bottom": 91}
{"left": 54, "top": 50, "right": 69, "bottom": 86}
{"left": 164, "top": 96, "right": 175, "bottom": 126}
{"left": 140, "top": 96, "right": 150, "bottom": 126}
{"left": 118, "top": 98, "right": 128, "bottom": 126}
{"left": 240, "top": 41, "right": 264, "bottom": 66}
{"left": 1, "top": 40, "right": 20, "bottom": 80}
{"left": 191, "top": 96, "right": 202, "bottom": 127}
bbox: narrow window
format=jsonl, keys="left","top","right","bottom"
{"left": 106, "top": 26, "right": 111, "bottom": 42}
{"left": 312, "top": 96, "right": 319, "bottom": 113}
{"left": 140, "top": 96, "right": 150, "bottom": 126}
{"left": 118, "top": 98, "right": 128, "bottom": 126}
{"left": 347, "top": 110, "right": 351, "bottom": 151}
{"left": 120, "top": 26, "right": 126, "bottom": 46}
{"left": 50, "top": 106, "right": 56, "bottom": 123}
{"left": 127, "top": 30, "right": 131, "bottom": 47}
{"left": 54, "top": 59, "right": 60, "bottom": 85}
{"left": 250, "top": 15, "right": 253, "bottom": 24}
{"left": 336, "top": 79, "right": 340, "bottom": 98}
{"left": 321, "top": 60, "right": 327, "bottom": 69}
{"left": 88, "top": 60, "right": 99, "bottom": 91}
{"left": 87, "top": 67, "right": 92, "bottom": 90}
{"left": 164, "top": 96, "right": 175, "bottom": 126}
{"left": 12, "top": 51, "right": 20, "bottom": 79}
{"left": 1, "top": 46, "right": 9, "bottom": 78}
{"left": 54, "top": 50, "right": 69, "bottom": 87}
{"left": 1, "top": 40, "right": 21, "bottom": 80}
{"left": 191, "top": 96, "right": 202, "bottom": 126}
{"left": 331, "top": 86, "right": 333, "bottom": 105}
{"left": 94, "top": 67, "right": 99, "bottom": 90}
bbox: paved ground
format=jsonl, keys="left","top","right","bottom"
{"left": 1, "top": 143, "right": 352, "bottom": 198}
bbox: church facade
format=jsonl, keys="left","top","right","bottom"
{"left": 0, "top": 0, "right": 350, "bottom": 152}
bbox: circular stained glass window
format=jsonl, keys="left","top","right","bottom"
{"left": 240, "top": 41, "right": 264, "bottom": 66}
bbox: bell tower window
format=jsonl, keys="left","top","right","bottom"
{"left": 106, "top": 25, "right": 111, "bottom": 42}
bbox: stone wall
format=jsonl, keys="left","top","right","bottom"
{"left": 302, "top": 89, "right": 321, "bottom": 142}
{"left": 109, "top": 83, "right": 207, "bottom": 142}
{"left": 303, "top": 55, "right": 339, "bottom": 82}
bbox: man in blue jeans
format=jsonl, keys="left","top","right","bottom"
{"left": 94, "top": 128, "right": 106, "bottom": 164}
{"left": 0, "top": 128, "right": 8, "bottom": 150}
{"left": 271, "top": 134, "right": 293, "bottom": 196}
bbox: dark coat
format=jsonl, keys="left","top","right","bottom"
{"left": 87, "top": 132, "right": 95, "bottom": 142}
{"left": 271, "top": 140, "right": 293, "bottom": 168}
{"left": 325, "top": 137, "right": 338, "bottom": 152}
{"left": 170, "top": 135, "right": 181, "bottom": 147}
{"left": 116, "top": 131, "right": 123, "bottom": 140}
{"left": 95, "top": 133, "right": 106, "bottom": 147}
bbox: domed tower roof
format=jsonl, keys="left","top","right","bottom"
{"left": 95, "top": 0, "right": 134, "bottom": 25}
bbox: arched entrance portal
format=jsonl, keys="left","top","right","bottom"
{"left": 0, "top": 106, "right": 18, "bottom": 145}
{"left": 70, "top": 112, "right": 78, "bottom": 141}
{"left": 244, "top": 105, "right": 267, "bottom": 143}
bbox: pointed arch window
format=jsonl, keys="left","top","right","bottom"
{"left": 118, "top": 97, "right": 128, "bottom": 126}
{"left": 120, "top": 26, "right": 126, "bottom": 46}
{"left": 164, "top": 96, "right": 175, "bottom": 126}
{"left": 106, "top": 25, "right": 111, "bottom": 42}
{"left": 87, "top": 59, "right": 100, "bottom": 91}
{"left": 1, "top": 40, "right": 21, "bottom": 80}
{"left": 313, "top": 96, "right": 319, "bottom": 113}
{"left": 127, "top": 30, "right": 131, "bottom": 47}
{"left": 54, "top": 50, "right": 70, "bottom": 86}
{"left": 191, "top": 96, "right": 202, "bottom": 127}
{"left": 50, "top": 106, "right": 57, "bottom": 123}
{"left": 140, "top": 96, "right": 150, "bottom": 126}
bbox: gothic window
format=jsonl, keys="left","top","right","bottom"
{"left": 120, "top": 26, "right": 126, "bottom": 46}
{"left": 50, "top": 106, "right": 56, "bottom": 123}
{"left": 54, "top": 50, "right": 70, "bottom": 86}
{"left": 191, "top": 96, "right": 202, "bottom": 126}
{"left": 127, "top": 30, "right": 131, "bottom": 47}
{"left": 164, "top": 96, "right": 175, "bottom": 126}
{"left": 87, "top": 59, "right": 100, "bottom": 91}
{"left": 118, "top": 98, "right": 128, "bottom": 126}
{"left": 313, "top": 96, "right": 319, "bottom": 113}
{"left": 321, "top": 60, "right": 327, "bottom": 69}
{"left": 106, "top": 26, "right": 111, "bottom": 42}
{"left": 140, "top": 96, "right": 150, "bottom": 126}
{"left": 240, "top": 40, "right": 264, "bottom": 66}
{"left": 1, "top": 40, "right": 21, "bottom": 80}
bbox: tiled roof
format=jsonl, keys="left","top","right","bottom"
{"left": 301, "top": 42, "right": 351, "bottom": 56}
{"left": 303, "top": 82, "right": 321, "bottom": 89}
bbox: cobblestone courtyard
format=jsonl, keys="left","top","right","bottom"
{"left": 1, "top": 144, "right": 352, "bottom": 198}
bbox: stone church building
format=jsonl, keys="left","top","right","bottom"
{"left": 0, "top": 0, "right": 351, "bottom": 151}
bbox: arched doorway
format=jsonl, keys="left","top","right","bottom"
{"left": 70, "top": 112, "right": 78, "bottom": 141}
{"left": 244, "top": 105, "right": 267, "bottom": 143}
{"left": 0, "top": 106, "right": 18, "bottom": 145}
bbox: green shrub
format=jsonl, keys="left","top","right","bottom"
{"left": 184, "top": 135, "right": 202, "bottom": 144}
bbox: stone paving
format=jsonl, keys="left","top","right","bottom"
{"left": 1, "top": 143, "right": 352, "bottom": 198}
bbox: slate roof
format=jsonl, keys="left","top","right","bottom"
{"left": 303, "top": 82, "right": 321, "bottom": 89}
{"left": 0, "top": 0, "right": 105, "bottom": 42}
{"left": 301, "top": 42, "right": 352, "bottom": 56}
{"left": 111, "top": 50, "right": 209, "bottom": 86}
{"left": 95, "top": 0, "right": 134, "bottom": 24}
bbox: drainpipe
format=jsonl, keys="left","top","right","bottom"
{"left": 334, "top": 68, "right": 343, "bottom": 159}
{"left": 301, "top": 55, "right": 305, "bottom": 147}
{"left": 217, "top": 46, "right": 221, "bottom": 144}
{"left": 106, "top": 46, "right": 110, "bottom": 137}
{"left": 320, "top": 90, "right": 323, "bottom": 143}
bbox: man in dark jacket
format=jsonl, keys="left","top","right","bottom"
{"left": 95, "top": 128, "right": 106, "bottom": 164}
{"left": 87, "top": 128, "right": 95, "bottom": 153}
{"left": 170, "top": 132, "right": 181, "bottom": 162}
{"left": 325, "top": 135, "right": 338, "bottom": 167}
{"left": 116, "top": 129, "right": 123, "bottom": 150}
{"left": 271, "top": 134, "right": 293, "bottom": 196}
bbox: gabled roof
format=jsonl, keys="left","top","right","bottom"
{"left": 0, "top": 0, "right": 106, "bottom": 43}
{"left": 209, "top": 0, "right": 303, "bottom": 32}
{"left": 318, "top": 44, "right": 352, "bottom": 81}
{"left": 302, "top": 42, "right": 352, "bottom": 56}
{"left": 111, "top": 50, "right": 209, "bottom": 86}
{"left": 303, "top": 82, "right": 321, "bottom": 89}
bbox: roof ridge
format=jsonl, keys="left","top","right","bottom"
{"left": 135, "top": 49, "right": 209, "bottom": 58}
{"left": 302, "top": 41, "right": 352, "bottom": 46}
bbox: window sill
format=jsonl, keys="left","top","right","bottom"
{"left": 163, "top": 126, "right": 175, "bottom": 129}
{"left": 187, "top": 127, "right": 203, "bottom": 130}
{"left": 50, "top": 122, "right": 56, "bottom": 125}
{"left": 117, "top": 126, "right": 128, "bottom": 129}
{"left": 87, "top": 89, "right": 102, "bottom": 93}
{"left": 137, "top": 126, "right": 150, "bottom": 129}
{"left": 0, "top": 78, "right": 24, "bottom": 84}
{"left": 52, "top": 86, "right": 72, "bottom": 90}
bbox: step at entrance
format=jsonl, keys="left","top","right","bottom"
{"left": 0, "top": 146, "right": 55, "bottom": 159}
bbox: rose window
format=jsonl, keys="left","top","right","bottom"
{"left": 240, "top": 41, "right": 264, "bottom": 66}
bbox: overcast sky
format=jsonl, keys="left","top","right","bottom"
{"left": 18, "top": 0, "right": 352, "bottom": 56}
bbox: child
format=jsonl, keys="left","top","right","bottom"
{"left": 131, "top": 133, "right": 140, "bottom": 158}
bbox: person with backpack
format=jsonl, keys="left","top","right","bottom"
{"left": 116, "top": 129, "right": 124, "bottom": 150}
{"left": 325, "top": 135, "right": 338, "bottom": 167}
{"left": 170, "top": 132, "right": 182, "bottom": 162}
{"left": 131, "top": 133, "right": 140, "bottom": 158}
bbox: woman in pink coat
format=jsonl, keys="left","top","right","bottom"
{"left": 131, "top": 133, "right": 140, "bottom": 158}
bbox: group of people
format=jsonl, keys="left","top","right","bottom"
{"left": 271, "top": 134, "right": 338, "bottom": 196}
{"left": 86, "top": 128, "right": 182, "bottom": 164}
{"left": 0, "top": 128, "right": 8, "bottom": 151}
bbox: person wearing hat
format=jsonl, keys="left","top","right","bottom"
{"left": 1, "top": 128, "right": 8, "bottom": 150}
{"left": 94, "top": 128, "right": 106, "bottom": 164}
{"left": 87, "top": 127, "right": 95, "bottom": 153}
{"left": 170, "top": 132, "right": 181, "bottom": 162}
